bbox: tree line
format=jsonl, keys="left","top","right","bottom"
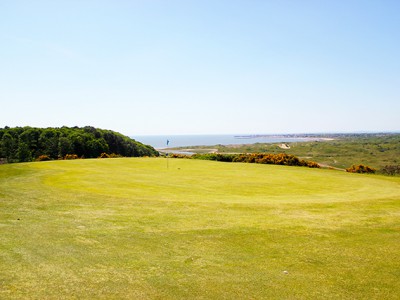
{"left": 0, "top": 126, "right": 158, "bottom": 163}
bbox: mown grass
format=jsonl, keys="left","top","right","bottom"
{"left": 0, "top": 158, "right": 399, "bottom": 299}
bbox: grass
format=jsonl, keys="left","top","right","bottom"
{"left": 0, "top": 157, "right": 399, "bottom": 299}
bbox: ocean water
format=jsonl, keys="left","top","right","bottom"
{"left": 132, "top": 134, "right": 311, "bottom": 149}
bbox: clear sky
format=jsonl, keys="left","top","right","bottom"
{"left": 1, "top": 0, "right": 399, "bottom": 136}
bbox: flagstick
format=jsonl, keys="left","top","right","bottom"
{"left": 166, "top": 139, "right": 169, "bottom": 169}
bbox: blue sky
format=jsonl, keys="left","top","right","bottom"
{"left": 1, "top": 0, "right": 399, "bottom": 135}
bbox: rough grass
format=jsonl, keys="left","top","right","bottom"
{"left": 0, "top": 158, "right": 399, "bottom": 299}
{"left": 182, "top": 134, "right": 400, "bottom": 169}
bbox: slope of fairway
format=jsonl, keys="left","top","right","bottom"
{"left": 0, "top": 158, "right": 399, "bottom": 299}
{"left": 31, "top": 158, "right": 400, "bottom": 203}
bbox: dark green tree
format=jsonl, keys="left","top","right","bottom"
{"left": 1, "top": 132, "right": 17, "bottom": 161}
{"left": 17, "top": 142, "right": 32, "bottom": 162}
{"left": 39, "top": 129, "right": 59, "bottom": 158}
{"left": 0, "top": 126, "right": 158, "bottom": 163}
{"left": 58, "top": 136, "right": 73, "bottom": 158}
{"left": 19, "top": 127, "right": 41, "bottom": 155}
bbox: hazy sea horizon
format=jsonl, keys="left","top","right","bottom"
{"left": 132, "top": 134, "right": 315, "bottom": 149}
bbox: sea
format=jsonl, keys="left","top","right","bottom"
{"left": 132, "top": 134, "right": 314, "bottom": 150}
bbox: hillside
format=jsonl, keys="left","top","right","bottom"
{"left": 0, "top": 126, "right": 158, "bottom": 163}
{"left": 172, "top": 133, "right": 400, "bottom": 170}
{"left": 0, "top": 158, "right": 399, "bottom": 299}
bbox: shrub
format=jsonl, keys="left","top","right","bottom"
{"left": 36, "top": 155, "right": 51, "bottom": 161}
{"left": 64, "top": 154, "right": 79, "bottom": 160}
{"left": 192, "top": 153, "right": 236, "bottom": 162}
{"left": 169, "top": 153, "right": 192, "bottom": 159}
{"left": 303, "top": 161, "right": 320, "bottom": 168}
{"left": 98, "top": 153, "right": 123, "bottom": 158}
{"left": 379, "top": 165, "right": 400, "bottom": 176}
{"left": 346, "top": 164, "right": 376, "bottom": 174}
{"left": 192, "top": 153, "right": 320, "bottom": 168}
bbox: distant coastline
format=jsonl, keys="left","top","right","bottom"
{"left": 233, "top": 134, "right": 334, "bottom": 140}
{"left": 133, "top": 134, "right": 313, "bottom": 149}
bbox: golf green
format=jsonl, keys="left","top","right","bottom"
{"left": 0, "top": 158, "right": 399, "bottom": 299}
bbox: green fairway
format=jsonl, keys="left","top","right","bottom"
{"left": 0, "top": 158, "right": 399, "bottom": 299}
